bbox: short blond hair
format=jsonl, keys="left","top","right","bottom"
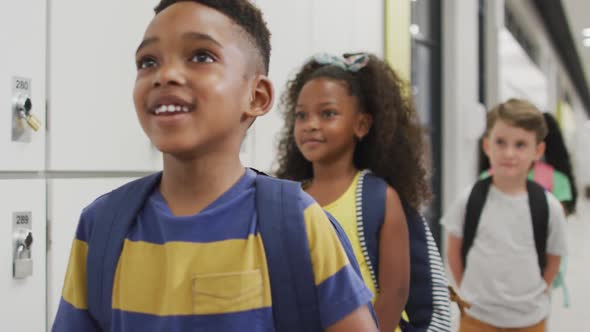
{"left": 485, "top": 98, "right": 548, "bottom": 142}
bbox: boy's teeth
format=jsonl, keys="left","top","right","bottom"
{"left": 154, "top": 104, "right": 191, "bottom": 114}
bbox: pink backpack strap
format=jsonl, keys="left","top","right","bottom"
{"left": 533, "top": 162, "right": 554, "bottom": 191}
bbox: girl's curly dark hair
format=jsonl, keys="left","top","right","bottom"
{"left": 542, "top": 113, "right": 578, "bottom": 214}
{"left": 275, "top": 53, "right": 431, "bottom": 209}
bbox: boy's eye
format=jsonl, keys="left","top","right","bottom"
{"left": 322, "top": 110, "right": 337, "bottom": 118}
{"left": 516, "top": 141, "right": 527, "bottom": 149}
{"left": 136, "top": 56, "right": 157, "bottom": 70}
{"left": 190, "top": 51, "right": 215, "bottom": 63}
{"left": 495, "top": 138, "right": 505, "bottom": 146}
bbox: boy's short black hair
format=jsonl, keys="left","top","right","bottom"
{"left": 154, "top": 0, "right": 271, "bottom": 75}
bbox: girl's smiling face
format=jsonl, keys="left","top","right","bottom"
{"left": 294, "top": 78, "right": 371, "bottom": 165}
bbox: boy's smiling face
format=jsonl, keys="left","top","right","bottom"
{"left": 133, "top": 2, "right": 270, "bottom": 158}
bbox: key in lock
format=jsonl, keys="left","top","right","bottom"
{"left": 14, "top": 94, "right": 41, "bottom": 132}
{"left": 13, "top": 231, "right": 33, "bottom": 279}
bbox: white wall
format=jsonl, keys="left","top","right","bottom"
{"left": 499, "top": 28, "right": 549, "bottom": 110}
{"left": 442, "top": 0, "right": 486, "bottom": 210}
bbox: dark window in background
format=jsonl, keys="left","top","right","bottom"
{"left": 505, "top": 5, "right": 540, "bottom": 67}
{"left": 410, "top": 0, "right": 442, "bottom": 247}
{"left": 479, "top": 0, "right": 486, "bottom": 104}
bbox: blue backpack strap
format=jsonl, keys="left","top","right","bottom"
{"left": 359, "top": 171, "right": 386, "bottom": 287}
{"left": 360, "top": 171, "right": 451, "bottom": 331}
{"left": 526, "top": 179, "right": 549, "bottom": 274}
{"left": 255, "top": 175, "right": 323, "bottom": 332}
{"left": 255, "top": 173, "right": 377, "bottom": 330}
{"left": 87, "top": 172, "right": 162, "bottom": 331}
{"left": 462, "top": 177, "right": 492, "bottom": 268}
{"left": 402, "top": 203, "right": 451, "bottom": 331}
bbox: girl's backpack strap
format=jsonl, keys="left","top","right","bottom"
{"left": 402, "top": 203, "right": 451, "bottom": 331}
{"left": 358, "top": 171, "right": 386, "bottom": 289}
{"left": 255, "top": 175, "right": 323, "bottom": 332}
{"left": 87, "top": 172, "right": 162, "bottom": 331}
{"left": 360, "top": 171, "right": 451, "bottom": 331}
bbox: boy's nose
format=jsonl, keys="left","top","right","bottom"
{"left": 153, "top": 62, "right": 187, "bottom": 87}
{"left": 504, "top": 146, "right": 516, "bottom": 158}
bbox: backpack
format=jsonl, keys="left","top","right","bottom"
{"left": 462, "top": 176, "right": 570, "bottom": 307}
{"left": 357, "top": 170, "right": 451, "bottom": 332}
{"left": 85, "top": 170, "right": 376, "bottom": 332}
{"left": 463, "top": 177, "right": 548, "bottom": 272}
{"left": 532, "top": 162, "right": 554, "bottom": 192}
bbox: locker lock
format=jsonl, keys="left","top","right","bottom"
{"left": 13, "top": 93, "right": 41, "bottom": 132}
{"left": 13, "top": 229, "right": 33, "bottom": 279}
{"left": 14, "top": 94, "right": 32, "bottom": 114}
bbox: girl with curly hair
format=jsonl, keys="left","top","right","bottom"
{"left": 275, "top": 53, "right": 432, "bottom": 331}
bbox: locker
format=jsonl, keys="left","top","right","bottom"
{"left": 47, "top": 0, "right": 162, "bottom": 172}
{"left": 46, "top": 177, "right": 137, "bottom": 328}
{"left": 0, "top": 180, "right": 46, "bottom": 331}
{"left": 0, "top": 0, "right": 47, "bottom": 171}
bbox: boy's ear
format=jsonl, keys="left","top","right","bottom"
{"left": 355, "top": 113, "right": 373, "bottom": 140}
{"left": 535, "top": 141, "right": 546, "bottom": 160}
{"left": 245, "top": 75, "right": 274, "bottom": 118}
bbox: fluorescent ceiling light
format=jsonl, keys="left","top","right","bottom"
{"left": 584, "top": 38, "right": 590, "bottom": 48}
{"left": 583, "top": 28, "right": 590, "bottom": 37}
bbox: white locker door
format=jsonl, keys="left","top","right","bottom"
{"left": 47, "top": 177, "right": 136, "bottom": 329}
{"left": 0, "top": 180, "right": 46, "bottom": 331}
{"left": 47, "top": 1, "right": 162, "bottom": 172}
{"left": 0, "top": 1, "right": 46, "bottom": 171}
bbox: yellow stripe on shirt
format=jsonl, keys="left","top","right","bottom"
{"left": 112, "top": 235, "right": 272, "bottom": 316}
{"left": 303, "top": 203, "right": 350, "bottom": 285}
{"left": 62, "top": 239, "right": 89, "bottom": 310}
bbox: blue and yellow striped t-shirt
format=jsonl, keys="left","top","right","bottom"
{"left": 53, "top": 169, "right": 372, "bottom": 331}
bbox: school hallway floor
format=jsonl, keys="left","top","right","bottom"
{"left": 449, "top": 200, "right": 590, "bottom": 332}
